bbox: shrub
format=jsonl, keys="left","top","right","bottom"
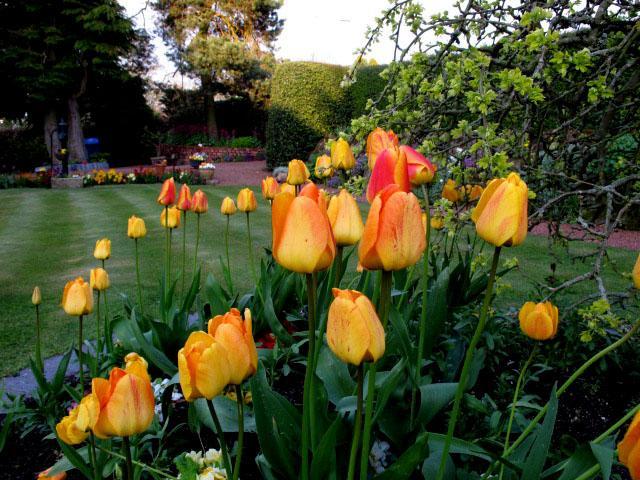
{"left": 348, "top": 64, "right": 387, "bottom": 118}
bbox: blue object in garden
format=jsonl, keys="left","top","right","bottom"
{"left": 85, "top": 137, "right": 100, "bottom": 157}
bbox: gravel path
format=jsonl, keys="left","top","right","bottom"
{"left": 531, "top": 222, "right": 639, "bottom": 250}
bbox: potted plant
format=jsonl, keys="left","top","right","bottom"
{"left": 189, "top": 151, "right": 207, "bottom": 169}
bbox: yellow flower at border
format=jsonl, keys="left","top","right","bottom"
{"left": 331, "top": 138, "right": 356, "bottom": 170}
{"left": 261, "top": 176, "right": 279, "bottom": 200}
{"left": 32, "top": 286, "right": 42, "bottom": 306}
{"left": 178, "top": 331, "right": 231, "bottom": 401}
{"left": 220, "top": 197, "right": 237, "bottom": 216}
{"left": 94, "top": 238, "right": 111, "bottom": 260}
{"left": 286, "top": 159, "right": 310, "bottom": 185}
{"left": 237, "top": 188, "right": 257, "bottom": 213}
{"left": 280, "top": 183, "right": 296, "bottom": 196}
{"left": 327, "top": 189, "right": 364, "bottom": 246}
{"left": 127, "top": 215, "right": 147, "bottom": 239}
{"left": 90, "top": 267, "right": 110, "bottom": 291}
{"left": 62, "top": 277, "right": 93, "bottom": 316}
{"left": 161, "top": 206, "right": 181, "bottom": 229}
{"left": 56, "top": 394, "right": 100, "bottom": 445}
{"left": 315, "top": 154, "right": 334, "bottom": 178}
{"left": 442, "top": 179, "right": 460, "bottom": 203}
{"left": 518, "top": 301, "right": 559, "bottom": 340}
{"left": 618, "top": 409, "right": 640, "bottom": 480}
{"left": 430, "top": 216, "right": 444, "bottom": 230}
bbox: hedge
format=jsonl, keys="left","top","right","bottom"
{"left": 266, "top": 62, "right": 386, "bottom": 168}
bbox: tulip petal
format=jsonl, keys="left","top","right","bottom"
{"left": 473, "top": 180, "right": 522, "bottom": 247}
{"left": 196, "top": 342, "right": 231, "bottom": 399}
{"left": 471, "top": 178, "right": 504, "bottom": 224}
{"left": 272, "top": 192, "right": 295, "bottom": 260}
{"left": 358, "top": 195, "right": 384, "bottom": 270}
{"left": 354, "top": 294, "right": 385, "bottom": 362}
{"left": 327, "top": 296, "right": 370, "bottom": 365}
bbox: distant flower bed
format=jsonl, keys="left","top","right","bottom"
{"left": 0, "top": 171, "right": 51, "bottom": 189}
{"left": 83, "top": 168, "right": 208, "bottom": 187}
{"left": 163, "top": 133, "right": 261, "bottom": 149}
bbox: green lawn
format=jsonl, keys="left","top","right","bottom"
{"left": 0, "top": 185, "right": 636, "bottom": 377}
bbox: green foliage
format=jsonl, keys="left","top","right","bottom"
{"left": 348, "top": 65, "right": 388, "bottom": 118}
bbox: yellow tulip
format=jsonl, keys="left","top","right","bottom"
{"left": 220, "top": 196, "right": 237, "bottom": 216}
{"left": 633, "top": 253, "right": 640, "bottom": 289}
{"left": 519, "top": 301, "right": 559, "bottom": 341}
{"left": 618, "top": 410, "right": 640, "bottom": 480}
{"left": 327, "top": 189, "right": 364, "bottom": 246}
{"left": 127, "top": 215, "right": 147, "bottom": 239}
{"left": 161, "top": 206, "right": 181, "bottom": 229}
{"left": 330, "top": 138, "right": 356, "bottom": 170}
{"left": 442, "top": 179, "right": 460, "bottom": 203}
{"left": 94, "top": 238, "right": 111, "bottom": 261}
{"left": 237, "top": 188, "right": 257, "bottom": 213}
{"left": 315, "top": 154, "right": 334, "bottom": 178}
{"left": 208, "top": 308, "right": 258, "bottom": 385}
{"left": 471, "top": 172, "right": 528, "bottom": 247}
{"left": 280, "top": 183, "right": 296, "bottom": 196}
{"left": 359, "top": 184, "right": 425, "bottom": 271}
{"left": 272, "top": 182, "right": 336, "bottom": 273}
{"left": 32, "top": 286, "right": 41, "bottom": 306}
{"left": 430, "top": 216, "right": 444, "bottom": 230}
{"left": 56, "top": 393, "right": 100, "bottom": 445}
{"left": 327, "top": 288, "right": 385, "bottom": 365}
{"left": 286, "top": 159, "right": 310, "bottom": 185}
{"left": 464, "top": 184, "right": 483, "bottom": 202}
{"left": 92, "top": 356, "right": 155, "bottom": 438}
{"left": 61, "top": 277, "right": 93, "bottom": 316}
{"left": 90, "top": 267, "right": 110, "bottom": 291}
{"left": 178, "top": 331, "right": 231, "bottom": 401}
{"left": 261, "top": 176, "right": 279, "bottom": 200}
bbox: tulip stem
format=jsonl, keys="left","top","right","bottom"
{"left": 348, "top": 363, "right": 364, "bottom": 480}
{"left": 193, "top": 213, "right": 201, "bottom": 281}
{"left": 233, "top": 384, "right": 244, "bottom": 480}
{"left": 89, "top": 433, "right": 100, "bottom": 480}
{"left": 164, "top": 205, "right": 169, "bottom": 289}
{"left": 410, "top": 184, "right": 431, "bottom": 429}
{"left": 134, "top": 238, "right": 144, "bottom": 317}
{"left": 436, "top": 246, "right": 501, "bottom": 480}
{"left": 169, "top": 228, "right": 173, "bottom": 287}
{"left": 333, "top": 246, "right": 344, "bottom": 288}
{"left": 246, "top": 213, "right": 257, "bottom": 284}
{"left": 225, "top": 215, "right": 233, "bottom": 291}
{"left": 78, "top": 315, "right": 84, "bottom": 392}
{"left": 301, "top": 272, "right": 318, "bottom": 480}
{"left": 122, "top": 436, "right": 134, "bottom": 480}
{"left": 482, "top": 315, "right": 640, "bottom": 479}
{"left": 181, "top": 210, "right": 187, "bottom": 297}
{"left": 208, "top": 399, "right": 233, "bottom": 479}
{"left": 499, "top": 343, "right": 537, "bottom": 480}
{"left": 360, "top": 270, "right": 392, "bottom": 480}
{"left": 35, "top": 304, "right": 43, "bottom": 372}
{"left": 95, "top": 291, "right": 101, "bottom": 374}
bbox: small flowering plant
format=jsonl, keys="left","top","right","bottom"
{"left": 175, "top": 449, "right": 228, "bottom": 480}
{"left": 189, "top": 152, "right": 208, "bottom": 163}
{"left": 199, "top": 162, "right": 216, "bottom": 170}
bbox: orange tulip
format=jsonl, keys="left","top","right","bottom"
{"left": 286, "top": 159, "right": 310, "bottom": 185}
{"left": 127, "top": 215, "right": 147, "bottom": 239}
{"left": 272, "top": 182, "right": 336, "bottom": 273}
{"left": 62, "top": 277, "right": 93, "bottom": 316}
{"left": 471, "top": 172, "right": 528, "bottom": 247}
{"left": 464, "top": 184, "right": 483, "bottom": 202}
{"left": 178, "top": 331, "right": 231, "bottom": 401}
{"left": 208, "top": 308, "right": 258, "bottom": 384}
{"left": 90, "top": 267, "right": 110, "bottom": 291}
{"left": 366, "top": 127, "right": 399, "bottom": 170}
{"left": 519, "top": 302, "right": 559, "bottom": 340}
{"left": 280, "top": 183, "right": 296, "bottom": 196}
{"left": 365, "top": 148, "right": 410, "bottom": 203}
{"left": 261, "top": 176, "right": 279, "bottom": 200}
{"left": 191, "top": 189, "right": 208, "bottom": 214}
{"left": 220, "top": 196, "right": 237, "bottom": 216}
{"left": 327, "top": 289, "right": 385, "bottom": 365}
{"left": 331, "top": 138, "right": 356, "bottom": 171}
{"left": 177, "top": 184, "right": 192, "bottom": 211}
{"left": 633, "top": 253, "right": 640, "bottom": 289}
{"left": 442, "top": 179, "right": 460, "bottom": 203}
{"left": 157, "top": 177, "right": 176, "bottom": 206}
{"left": 315, "top": 154, "right": 334, "bottom": 178}
{"left": 619, "top": 410, "right": 640, "bottom": 480}
{"left": 38, "top": 468, "right": 67, "bottom": 480}
{"left": 359, "top": 184, "right": 425, "bottom": 271}
{"left": 56, "top": 393, "right": 100, "bottom": 444}
{"left": 92, "top": 356, "right": 155, "bottom": 438}
{"left": 327, "top": 189, "right": 364, "bottom": 246}
{"left": 237, "top": 188, "right": 257, "bottom": 213}
{"left": 124, "top": 352, "right": 151, "bottom": 384}
{"left": 160, "top": 206, "right": 181, "bottom": 229}
{"left": 403, "top": 146, "right": 436, "bottom": 185}
{"left": 94, "top": 238, "right": 111, "bottom": 261}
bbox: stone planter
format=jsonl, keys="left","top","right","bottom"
{"left": 199, "top": 169, "right": 216, "bottom": 184}
{"left": 51, "top": 177, "right": 84, "bottom": 189}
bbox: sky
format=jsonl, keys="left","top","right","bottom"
{"left": 118, "top": 0, "right": 456, "bottom": 85}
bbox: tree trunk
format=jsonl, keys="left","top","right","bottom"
{"left": 67, "top": 95, "right": 87, "bottom": 163}
{"left": 202, "top": 77, "right": 219, "bottom": 139}
{"left": 43, "top": 109, "right": 60, "bottom": 159}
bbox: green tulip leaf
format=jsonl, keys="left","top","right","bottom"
{"left": 418, "top": 382, "right": 458, "bottom": 424}
{"left": 520, "top": 385, "right": 558, "bottom": 480}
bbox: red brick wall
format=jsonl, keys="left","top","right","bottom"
{"left": 156, "top": 144, "right": 264, "bottom": 163}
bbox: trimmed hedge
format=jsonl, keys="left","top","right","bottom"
{"left": 266, "top": 62, "right": 386, "bottom": 168}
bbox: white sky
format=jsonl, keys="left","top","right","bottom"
{"left": 118, "top": 0, "right": 456, "bottom": 85}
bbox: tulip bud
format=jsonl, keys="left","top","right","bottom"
{"left": 220, "top": 197, "right": 237, "bottom": 216}
{"left": 32, "top": 286, "right": 41, "bottom": 306}
{"left": 402, "top": 145, "right": 436, "bottom": 185}
{"left": 90, "top": 267, "right": 110, "bottom": 291}
{"left": 208, "top": 308, "right": 258, "bottom": 385}
{"left": 261, "top": 176, "right": 279, "bottom": 200}
{"left": 471, "top": 172, "right": 528, "bottom": 247}
{"left": 127, "top": 215, "right": 147, "bottom": 239}
{"left": 237, "top": 188, "right": 257, "bottom": 213}
{"left": 430, "top": 216, "right": 444, "bottom": 230}
{"left": 56, "top": 393, "right": 100, "bottom": 444}
{"left": 61, "top": 277, "right": 93, "bottom": 316}
{"left": 38, "top": 468, "right": 67, "bottom": 480}
{"left": 124, "top": 352, "right": 151, "bottom": 384}
{"left": 178, "top": 331, "right": 231, "bottom": 401}
{"left": 161, "top": 206, "right": 181, "bottom": 229}
{"left": 618, "top": 410, "right": 640, "bottom": 480}
{"left": 272, "top": 183, "right": 336, "bottom": 273}
{"left": 633, "top": 253, "right": 640, "bottom": 289}
{"left": 331, "top": 138, "right": 356, "bottom": 171}
{"left": 315, "top": 154, "right": 334, "bottom": 178}
{"left": 286, "top": 159, "right": 310, "bottom": 185}
{"left": 327, "top": 189, "right": 364, "bottom": 246}
{"left": 157, "top": 177, "right": 176, "bottom": 206}
{"left": 359, "top": 184, "right": 425, "bottom": 271}
{"left": 92, "top": 358, "right": 155, "bottom": 438}
{"left": 519, "top": 302, "right": 559, "bottom": 340}
{"left": 366, "top": 127, "right": 399, "bottom": 170}
{"left": 366, "top": 147, "right": 410, "bottom": 203}
{"left": 442, "top": 179, "right": 460, "bottom": 203}
{"left": 280, "top": 183, "right": 296, "bottom": 196}
{"left": 191, "top": 189, "right": 208, "bottom": 214}
{"left": 327, "top": 289, "right": 385, "bottom": 365}
{"left": 464, "top": 184, "right": 483, "bottom": 202}
{"left": 177, "top": 184, "right": 192, "bottom": 211}
{"left": 94, "top": 238, "right": 111, "bottom": 261}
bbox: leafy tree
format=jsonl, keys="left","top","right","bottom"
{"left": 155, "top": 0, "right": 283, "bottom": 138}
{"left": 0, "top": 0, "right": 145, "bottom": 163}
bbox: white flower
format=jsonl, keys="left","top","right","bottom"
{"left": 204, "top": 448, "right": 222, "bottom": 466}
